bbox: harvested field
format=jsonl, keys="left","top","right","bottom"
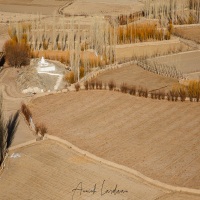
{"left": 62, "top": 0, "right": 143, "bottom": 16}
{"left": 116, "top": 39, "right": 190, "bottom": 61}
{"left": 30, "top": 91, "right": 200, "bottom": 189}
{"left": 150, "top": 50, "right": 200, "bottom": 75}
{"left": 0, "top": 0, "right": 67, "bottom": 15}
{"left": 0, "top": 139, "right": 167, "bottom": 200}
{"left": 174, "top": 26, "right": 200, "bottom": 44}
{"left": 95, "top": 64, "right": 178, "bottom": 91}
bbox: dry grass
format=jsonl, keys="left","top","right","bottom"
{"left": 21, "top": 103, "right": 32, "bottom": 124}
{"left": 35, "top": 122, "right": 47, "bottom": 136}
{"left": 108, "top": 80, "right": 116, "bottom": 91}
{"left": 117, "top": 22, "right": 171, "bottom": 44}
{"left": 30, "top": 91, "right": 200, "bottom": 189}
{"left": 74, "top": 83, "right": 80, "bottom": 92}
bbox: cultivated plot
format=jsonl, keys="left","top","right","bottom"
{"left": 95, "top": 64, "right": 178, "bottom": 91}
{"left": 149, "top": 50, "right": 200, "bottom": 75}
{"left": 0, "top": 139, "right": 166, "bottom": 200}
{"left": 30, "top": 91, "right": 200, "bottom": 189}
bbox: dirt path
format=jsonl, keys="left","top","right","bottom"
{"left": 30, "top": 91, "right": 200, "bottom": 189}
{"left": 1, "top": 139, "right": 199, "bottom": 200}
{"left": 0, "top": 67, "right": 200, "bottom": 199}
{"left": 0, "top": 68, "right": 35, "bottom": 145}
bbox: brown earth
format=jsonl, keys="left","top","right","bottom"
{"left": 1, "top": 68, "right": 199, "bottom": 199}
{"left": 1, "top": 139, "right": 199, "bottom": 200}
{"left": 116, "top": 39, "right": 190, "bottom": 61}
{"left": 62, "top": 0, "right": 143, "bottom": 16}
{"left": 150, "top": 50, "right": 200, "bottom": 74}
{"left": 95, "top": 64, "right": 178, "bottom": 91}
{"left": 30, "top": 90, "right": 200, "bottom": 189}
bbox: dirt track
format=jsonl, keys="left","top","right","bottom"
{"left": 1, "top": 139, "right": 200, "bottom": 200}
{"left": 0, "top": 68, "right": 35, "bottom": 145}
{"left": 30, "top": 90, "right": 200, "bottom": 189}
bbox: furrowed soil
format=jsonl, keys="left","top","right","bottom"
{"left": 95, "top": 64, "right": 178, "bottom": 91}
{"left": 1, "top": 139, "right": 199, "bottom": 199}
{"left": 174, "top": 26, "right": 200, "bottom": 44}
{"left": 30, "top": 90, "right": 200, "bottom": 189}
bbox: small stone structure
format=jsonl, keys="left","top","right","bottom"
{"left": 37, "top": 57, "right": 55, "bottom": 73}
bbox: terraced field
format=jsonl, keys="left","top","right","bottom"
{"left": 150, "top": 50, "right": 200, "bottom": 75}
{"left": 116, "top": 39, "right": 190, "bottom": 61}
{"left": 0, "top": 0, "right": 67, "bottom": 14}
{"left": 0, "top": 139, "right": 167, "bottom": 200}
{"left": 174, "top": 26, "right": 200, "bottom": 44}
{"left": 62, "top": 0, "right": 143, "bottom": 16}
{"left": 30, "top": 91, "right": 200, "bottom": 189}
{"left": 95, "top": 64, "right": 178, "bottom": 91}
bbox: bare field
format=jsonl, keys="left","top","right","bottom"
{"left": 30, "top": 91, "right": 200, "bottom": 189}
{"left": 174, "top": 26, "right": 200, "bottom": 44}
{"left": 116, "top": 39, "right": 190, "bottom": 61}
{"left": 0, "top": 0, "right": 67, "bottom": 15}
{"left": 63, "top": 0, "right": 143, "bottom": 16}
{"left": 96, "top": 64, "right": 178, "bottom": 91}
{"left": 150, "top": 50, "right": 200, "bottom": 75}
{"left": 0, "top": 139, "right": 167, "bottom": 200}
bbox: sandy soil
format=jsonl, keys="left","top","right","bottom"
{"left": 1, "top": 139, "right": 200, "bottom": 200}
{"left": 95, "top": 64, "right": 178, "bottom": 91}
{"left": 0, "top": 139, "right": 167, "bottom": 200}
{"left": 150, "top": 50, "right": 200, "bottom": 75}
{"left": 30, "top": 91, "right": 200, "bottom": 189}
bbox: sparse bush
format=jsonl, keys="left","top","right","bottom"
{"left": 138, "top": 87, "right": 143, "bottom": 97}
{"left": 95, "top": 80, "right": 99, "bottom": 89}
{"left": 108, "top": 80, "right": 116, "bottom": 91}
{"left": 3, "top": 39, "right": 30, "bottom": 67}
{"left": 90, "top": 80, "right": 95, "bottom": 89}
{"left": 120, "top": 82, "right": 128, "bottom": 93}
{"left": 64, "top": 72, "right": 75, "bottom": 84}
{"left": 35, "top": 123, "right": 47, "bottom": 137}
{"left": 75, "top": 83, "right": 80, "bottom": 91}
{"left": 104, "top": 82, "right": 107, "bottom": 90}
{"left": 168, "top": 88, "right": 179, "bottom": 102}
{"left": 99, "top": 80, "right": 103, "bottom": 90}
{"left": 21, "top": 103, "right": 32, "bottom": 124}
{"left": 80, "top": 67, "right": 84, "bottom": 79}
{"left": 129, "top": 85, "right": 136, "bottom": 95}
{"left": 178, "top": 86, "right": 187, "bottom": 102}
{"left": 84, "top": 81, "right": 89, "bottom": 90}
{"left": 187, "top": 81, "right": 200, "bottom": 102}
{"left": 144, "top": 88, "right": 148, "bottom": 98}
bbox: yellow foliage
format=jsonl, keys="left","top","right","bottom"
{"left": 64, "top": 72, "right": 75, "bottom": 84}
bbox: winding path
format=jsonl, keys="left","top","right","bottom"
{"left": 0, "top": 68, "right": 35, "bottom": 145}
{"left": 0, "top": 68, "right": 200, "bottom": 199}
